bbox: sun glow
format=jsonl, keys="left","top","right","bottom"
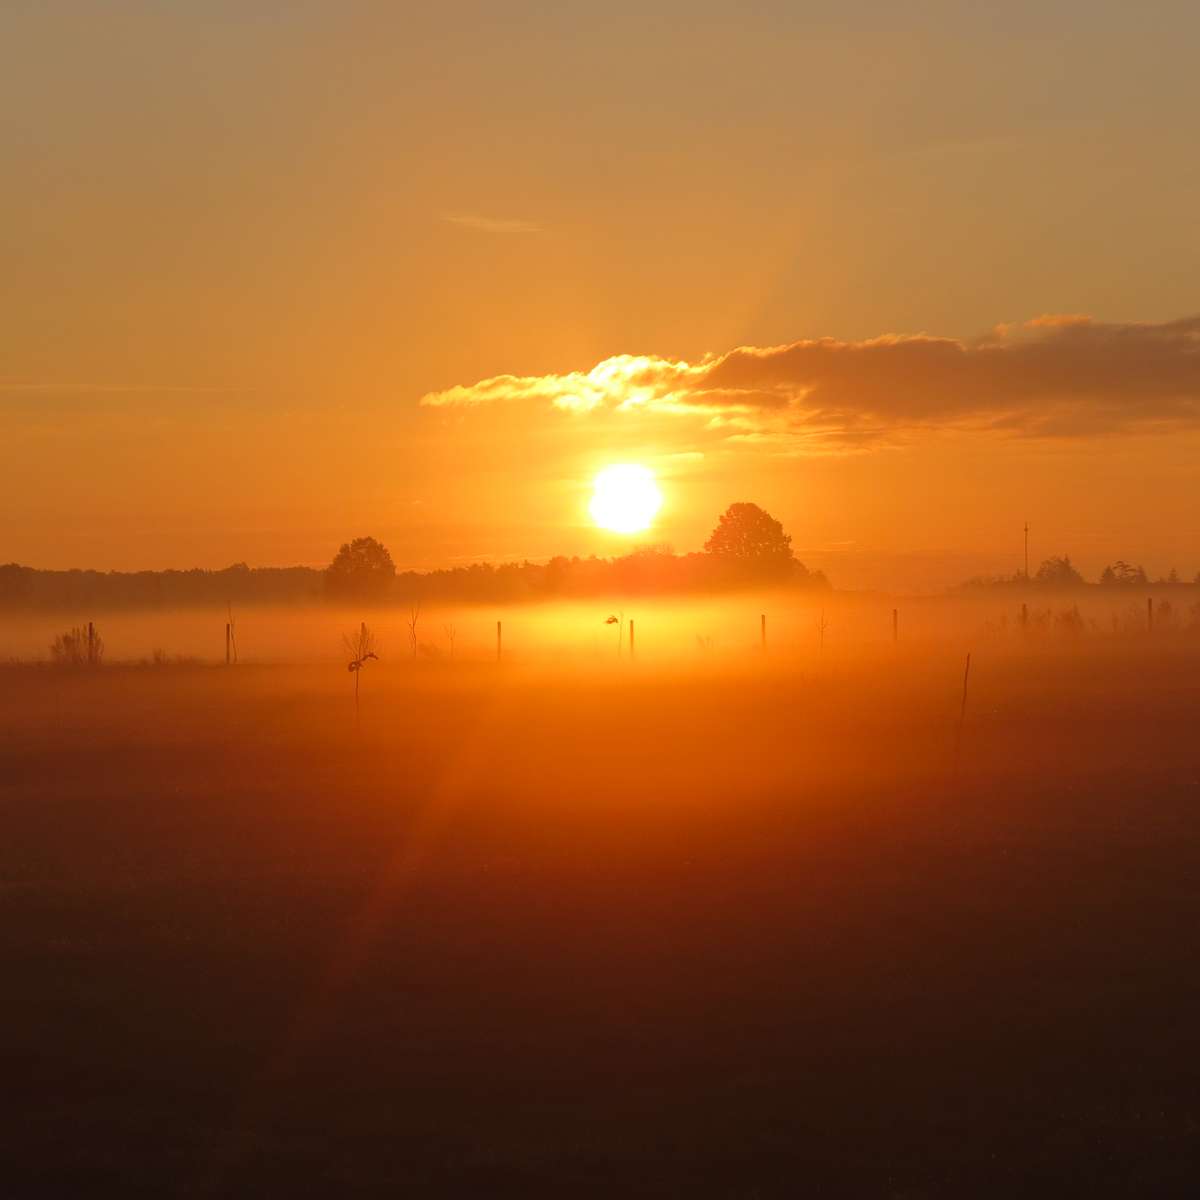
{"left": 589, "top": 464, "right": 663, "bottom": 534}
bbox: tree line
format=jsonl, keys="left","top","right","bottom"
{"left": 962, "top": 555, "right": 1200, "bottom": 589}
{"left": 1, "top": 503, "right": 829, "bottom": 611}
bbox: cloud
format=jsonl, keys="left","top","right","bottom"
{"left": 440, "top": 213, "right": 542, "bottom": 235}
{"left": 0, "top": 383, "right": 252, "bottom": 394}
{"left": 420, "top": 315, "right": 1200, "bottom": 448}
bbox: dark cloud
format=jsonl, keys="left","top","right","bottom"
{"left": 421, "top": 315, "right": 1200, "bottom": 445}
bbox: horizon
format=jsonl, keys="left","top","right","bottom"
{"left": 6, "top": 529, "right": 1198, "bottom": 596}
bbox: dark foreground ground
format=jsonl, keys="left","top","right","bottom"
{"left": 2, "top": 645, "right": 1199, "bottom": 1196}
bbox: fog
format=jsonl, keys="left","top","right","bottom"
{"left": 4, "top": 589, "right": 1199, "bottom": 1194}
{"left": 1, "top": 586, "right": 1190, "bottom": 667}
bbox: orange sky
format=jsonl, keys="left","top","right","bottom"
{"left": 4, "top": 2, "right": 1200, "bottom": 590}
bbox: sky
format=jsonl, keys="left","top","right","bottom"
{"left": 3, "top": 1, "right": 1200, "bottom": 590}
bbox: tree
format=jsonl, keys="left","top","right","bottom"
{"left": 1099, "top": 560, "right": 1147, "bottom": 586}
{"left": 1034, "top": 555, "right": 1084, "bottom": 586}
{"left": 343, "top": 621, "right": 379, "bottom": 718}
{"left": 405, "top": 602, "right": 421, "bottom": 660}
{"left": 325, "top": 537, "right": 396, "bottom": 600}
{"left": 0, "top": 563, "right": 33, "bottom": 608}
{"left": 704, "top": 503, "right": 796, "bottom": 579}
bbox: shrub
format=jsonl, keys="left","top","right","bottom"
{"left": 50, "top": 626, "right": 103, "bottom": 666}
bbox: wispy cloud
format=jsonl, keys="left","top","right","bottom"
{"left": 421, "top": 315, "right": 1200, "bottom": 449}
{"left": 440, "top": 212, "right": 542, "bottom": 235}
{"left": 0, "top": 383, "right": 253, "bottom": 395}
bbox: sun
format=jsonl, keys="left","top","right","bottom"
{"left": 589, "top": 464, "right": 663, "bottom": 534}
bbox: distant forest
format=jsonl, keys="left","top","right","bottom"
{"left": 0, "top": 503, "right": 830, "bottom": 611}
{"left": 5, "top": 535, "right": 1193, "bottom": 615}
{"left": 961, "top": 555, "right": 1200, "bottom": 590}
{"left": 0, "top": 553, "right": 829, "bottom": 612}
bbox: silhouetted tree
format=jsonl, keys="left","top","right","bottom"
{"left": 706, "top": 503, "right": 792, "bottom": 562}
{"left": 1034, "top": 555, "right": 1084, "bottom": 586}
{"left": 325, "top": 537, "right": 396, "bottom": 600}
{"left": 344, "top": 621, "right": 379, "bottom": 716}
{"left": 405, "top": 602, "right": 421, "bottom": 660}
{"left": 1099, "top": 560, "right": 1148, "bottom": 586}
{"left": 705, "top": 503, "right": 796, "bottom": 580}
{"left": 3, "top": 535, "right": 834, "bottom": 610}
{"left": 0, "top": 563, "right": 33, "bottom": 608}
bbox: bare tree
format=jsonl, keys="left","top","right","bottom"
{"left": 226, "top": 601, "right": 239, "bottom": 663}
{"left": 344, "top": 621, "right": 379, "bottom": 718}
{"left": 406, "top": 603, "right": 421, "bottom": 661}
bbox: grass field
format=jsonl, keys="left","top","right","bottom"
{"left": 3, "top": 635, "right": 1199, "bottom": 1195}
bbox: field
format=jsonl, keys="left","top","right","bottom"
{"left": 3, "top": 606, "right": 1200, "bottom": 1195}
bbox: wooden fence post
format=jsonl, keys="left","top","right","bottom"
{"left": 953, "top": 651, "right": 972, "bottom": 776}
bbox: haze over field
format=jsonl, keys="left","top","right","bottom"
{"left": 6, "top": 635, "right": 1200, "bottom": 1195}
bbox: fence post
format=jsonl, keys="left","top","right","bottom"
{"left": 629, "top": 619, "right": 635, "bottom": 658}
{"left": 953, "top": 651, "right": 972, "bottom": 775}
{"left": 496, "top": 620, "right": 502, "bottom": 662}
